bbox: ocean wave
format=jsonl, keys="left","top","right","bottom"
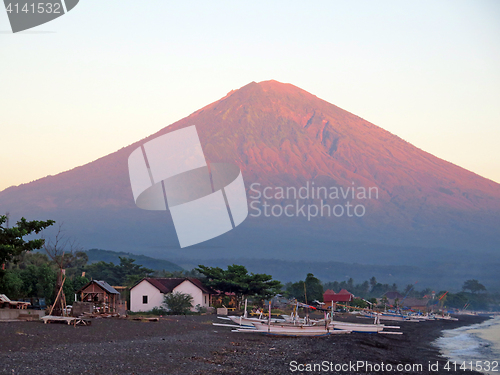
{"left": 434, "top": 317, "right": 500, "bottom": 374}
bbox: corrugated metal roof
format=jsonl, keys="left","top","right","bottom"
{"left": 94, "top": 280, "right": 120, "bottom": 295}
{"left": 76, "top": 280, "right": 120, "bottom": 295}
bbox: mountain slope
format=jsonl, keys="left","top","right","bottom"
{"left": 1, "top": 80, "right": 499, "bottom": 259}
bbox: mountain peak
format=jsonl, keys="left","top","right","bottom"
{"left": 0, "top": 81, "right": 498, "bottom": 254}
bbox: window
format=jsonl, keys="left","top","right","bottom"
{"left": 205, "top": 295, "right": 207, "bottom": 305}
{"left": 142, "top": 295, "right": 148, "bottom": 304}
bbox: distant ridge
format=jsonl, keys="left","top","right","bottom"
{"left": 85, "top": 249, "right": 183, "bottom": 272}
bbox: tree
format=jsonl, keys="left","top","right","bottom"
{"left": 351, "top": 298, "right": 368, "bottom": 309}
{"left": 163, "top": 291, "right": 193, "bottom": 315}
{"left": 84, "top": 257, "right": 153, "bottom": 286}
{"left": 0, "top": 215, "right": 54, "bottom": 266}
{"left": 43, "top": 224, "right": 81, "bottom": 316}
{"left": 195, "top": 264, "right": 282, "bottom": 307}
{"left": 462, "top": 279, "right": 486, "bottom": 294}
{"left": 380, "top": 295, "right": 389, "bottom": 309}
{"left": 359, "top": 281, "right": 370, "bottom": 296}
{"left": 286, "top": 273, "right": 323, "bottom": 303}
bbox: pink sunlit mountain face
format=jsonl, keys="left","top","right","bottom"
{"left": 1, "top": 80, "right": 499, "bottom": 260}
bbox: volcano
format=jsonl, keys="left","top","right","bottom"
{"left": 1, "top": 81, "right": 499, "bottom": 276}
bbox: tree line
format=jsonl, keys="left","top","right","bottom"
{"left": 1, "top": 215, "right": 498, "bottom": 311}
{"left": 284, "top": 273, "right": 498, "bottom": 310}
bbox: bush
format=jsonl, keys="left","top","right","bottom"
{"left": 163, "top": 292, "right": 193, "bottom": 315}
{"left": 195, "top": 304, "right": 207, "bottom": 314}
{"left": 152, "top": 306, "right": 168, "bottom": 315}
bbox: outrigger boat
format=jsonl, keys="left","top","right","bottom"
{"left": 232, "top": 325, "right": 352, "bottom": 337}
{"left": 215, "top": 299, "right": 402, "bottom": 336}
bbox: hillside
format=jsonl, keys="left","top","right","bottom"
{"left": 84, "top": 249, "right": 183, "bottom": 272}
{"left": 0, "top": 80, "right": 499, "bottom": 271}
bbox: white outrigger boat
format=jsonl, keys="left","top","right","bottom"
{"left": 215, "top": 300, "right": 402, "bottom": 336}
{"left": 232, "top": 325, "right": 352, "bottom": 337}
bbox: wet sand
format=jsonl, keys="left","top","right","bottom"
{"left": 0, "top": 314, "right": 489, "bottom": 374}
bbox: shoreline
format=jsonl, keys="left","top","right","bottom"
{"left": 0, "top": 313, "right": 492, "bottom": 374}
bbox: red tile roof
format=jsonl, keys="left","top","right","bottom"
{"left": 323, "top": 289, "right": 354, "bottom": 303}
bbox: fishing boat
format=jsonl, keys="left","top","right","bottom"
{"left": 232, "top": 324, "right": 352, "bottom": 337}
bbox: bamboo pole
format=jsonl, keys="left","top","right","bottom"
{"left": 268, "top": 301, "right": 271, "bottom": 333}
{"left": 49, "top": 276, "right": 66, "bottom": 316}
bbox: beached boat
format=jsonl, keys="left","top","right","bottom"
{"left": 330, "top": 320, "right": 388, "bottom": 333}
{"left": 227, "top": 315, "right": 286, "bottom": 326}
{"left": 232, "top": 324, "right": 352, "bottom": 337}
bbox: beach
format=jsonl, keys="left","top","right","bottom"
{"left": 0, "top": 314, "right": 491, "bottom": 375}
{"left": 434, "top": 315, "right": 500, "bottom": 375}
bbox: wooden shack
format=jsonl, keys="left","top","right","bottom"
{"left": 76, "top": 280, "right": 120, "bottom": 314}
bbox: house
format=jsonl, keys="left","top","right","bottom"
{"left": 400, "top": 297, "right": 429, "bottom": 312}
{"left": 76, "top": 280, "right": 121, "bottom": 313}
{"left": 323, "top": 289, "right": 354, "bottom": 304}
{"left": 130, "top": 278, "right": 213, "bottom": 312}
{"left": 383, "top": 291, "right": 404, "bottom": 300}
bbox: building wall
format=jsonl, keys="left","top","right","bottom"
{"left": 0, "top": 309, "right": 46, "bottom": 320}
{"left": 130, "top": 279, "right": 211, "bottom": 312}
{"left": 172, "top": 280, "right": 210, "bottom": 311}
{"left": 130, "top": 280, "right": 164, "bottom": 312}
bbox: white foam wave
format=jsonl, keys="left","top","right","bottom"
{"left": 434, "top": 316, "right": 500, "bottom": 374}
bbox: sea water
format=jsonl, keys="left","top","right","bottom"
{"left": 434, "top": 316, "right": 500, "bottom": 375}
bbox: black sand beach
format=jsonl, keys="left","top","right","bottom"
{"left": 0, "top": 314, "right": 489, "bottom": 375}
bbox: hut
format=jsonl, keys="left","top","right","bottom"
{"left": 75, "top": 280, "right": 120, "bottom": 314}
{"left": 323, "top": 289, "right": 354, "bottom": 304}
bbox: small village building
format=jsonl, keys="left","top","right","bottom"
{"left": 323, "top": 289, "right": 354, "bottom": 304}
{"left": 0, "top": 294, "right": 30, "bottom": 309}
{"left": 400, "top": 297, "right": 429, "bottom": 312}
{"left": 75, "top": 280, "right": 121, "bottom": 314}
{"left": 130, "top": 278, "right": 213, "bottom": 312}
{"left": 383, "top": 291, "right": 404, "bottom": 301}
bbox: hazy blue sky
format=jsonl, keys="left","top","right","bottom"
{"left": 1, "top": 0, "right": 499, "bottom": 191}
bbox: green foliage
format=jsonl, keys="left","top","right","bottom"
{"left": 380, "top": 295, "right": 389, "bottom": 308}
{"left": 152, "top": 268, "right": 203, "bottom": 279}
{"left": 72, "top": 275, "right": 90, "bottom": 293}
{"left": 84, "top": 257, "right": 153, "bottom": 286}
{"left": 0, "top": 269, "right": 24, "bottom": 298}
{"left": 195, "top": 304, "right": 207, "bottom": 314}
{"left": 351, "top": 298, "right": 368, "bottom": 309}
{"left": 195, "top": 264, "right": 282, "bottom": 304}
{"left": 286, "top": 273, "right": 323, "bottom": 303}
{"left": 163, "top": 291, "right": 193, "bottom": 315}
{"left": 462, "top": 279, "right": 487, "bottom": 294}
{"left": 152, "top": 306, "right": 168, "bottom": 315}
{"left": 441, "top": 291, "right": 489, "bottom": 310}
{"left": 0, "top": 215, "right": 55, "bottom": 265}
{"left": 61, "top": 251, "right": 88, "bottom": 279}
{"left": 0, "top": 260, "right": 57, "bottom": 304}
{"left": 63, "top": 277, "right": 75, "bottom": 305}
{"left": 85, "top": 249, "right": 183, "bottom": 272}
{"left": 323, "top": 277, "right": 395, "bottom": 299}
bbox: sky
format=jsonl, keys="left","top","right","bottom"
{"left": 1, "top": 0, "right": 499, "bottom": 192}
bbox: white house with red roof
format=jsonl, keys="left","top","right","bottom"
{"left": 130, "top": 278, "right": 213, "bottom": 312}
